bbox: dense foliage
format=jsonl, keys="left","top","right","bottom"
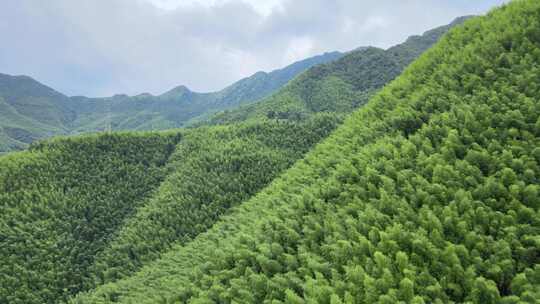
{"left": 0, "top": 18, "right": 464, "bottom": 303}
{"left": 0, "top": 52, "right": 341, "bottom": 153}
{"left": 207, "top": 17, "right": 468, "bottom": 125}
{"left": 0, "top": 132, "right": 181, "bottom": 303}
{"left": 73, "top": 1, "right": 540, "bottom": 303}
{"left": 89, "top": 115, "right": 340, "bottom": 286}
{"left": 0, "top": 115, "right": 340, "bottom": 304}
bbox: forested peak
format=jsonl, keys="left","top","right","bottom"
{"left": 133, "top": 92, "right": 154, "bottom": 99}
{"left": 403, "top": 14, "right": 473, "bottom": 44}
{"left": 159, "top": 85, "right": 193, "bottom": 99}
{"left": 273, "top": 51, "right": 343, "bottom": 74}
{"left": 252, "top": 71, "right": 269, "bottom": 77}
{"left": 305, "top": 15, "right": 470, "bottom": 82}
{"left": 0, "top": 72, "right": 67, "bottom": 100}
{"left": 384, "top": 15, "right": 471, "bottom": 64}
{"left": 450, "top": 15, "right": 475, "bottom": 25}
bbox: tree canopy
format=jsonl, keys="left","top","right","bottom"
{"left": 72, "top": 1, "right": 540, "bottom": 303}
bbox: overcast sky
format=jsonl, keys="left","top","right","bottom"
{"left": 0, "top": 0, "right": 508, "bottom": 97}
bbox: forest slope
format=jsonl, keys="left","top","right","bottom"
{"left": 83, "top": 17, "right": 465, "bottom": 291}
{"left": 0, "top": 115, "right": 341, "bottom": 304}
{"left": 0, "top": 132, "right": 181, "bottom": 303}
{"left": 89, "top": 115, "right": 340, "bottom": 286}
{"left": 0, "top": 18, "right": 464, "bottom": 303}
{"left": 74, "top": 1, "right": 540, "bottom": 303}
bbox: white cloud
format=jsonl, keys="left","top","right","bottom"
{"left": 142, "top": 0, "right": 284, "bottom": 16}
{"left": 0, "top": 0, "right": 508, "bottom": 97}
{"left": 284, "top": 36, "right": 315, "bottom": 64}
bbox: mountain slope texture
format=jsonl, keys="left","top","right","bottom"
{"left": 88, "top": 114, "right": 340, "bottom": 286}
{"left": 73, "top": 1, "right": 540, "bottom": 303}
{"left": 81, "top": 20, "right": 464, "bottom": 291}
{"left": 0, "top": 116, "right": 340, "bottom": 304}
{"left": 0, "top": 132, "right": 181, "bottom": 303}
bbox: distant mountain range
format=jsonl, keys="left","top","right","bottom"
{"left": 0, "top": 16, "right": 473, "bottom": 154}
{"left": 207, "top": 16, "right": 471, "bottom": 125}
{"left": 0, "top": 51, "right": 343, "bottom": 152}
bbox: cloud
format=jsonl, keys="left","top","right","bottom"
{"left": 0, "top": 0, "right": 508, "bottom": 96}
{"left": 144, "top": 0, "right": 285, "bottom": 16}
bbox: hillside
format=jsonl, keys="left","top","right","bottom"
{"left": 0, "top": 52, "right": 342, "bottom": 153}
{"left": 89, "top": 114, "right": 340, "bottom": 286}
{"left": 0, "top": 115, "right": 340, "bottom": 304}
{"left": 73, "top": 1, "right": 540, "bottom": 303}
{"left": 0, "top": 16, "right": 466, "bottom": 303}
{"left": 1, "top": 14, "right": 476, "bottom": 304}
{"left": 78, "top": 18, "right": 466, "bottom": 293}
{"left": 0, "top": 74, "right": 73, "bottom": 152}
{"left": 0, "top": 132, "right": 181, "bottom": 303}
{"left": 206, "top": 16, "right": 470, "bottom": 125}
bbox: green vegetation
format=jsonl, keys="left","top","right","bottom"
{"left": 90, "top": 114, "right": 340, "bottom": 286}
{"left": 72, "top": 1, "right": 540, "bottom": 303}
{"left": 0, "top": 132, "right": 181, "bottom": 303}
{"left": 1, "top": 11, "right": 477, "bottom": 304}
{"left": 207, "top": 16, "right": 468, "bottom": 125}
{"left": 78, "top": 18, "right": 462, "bottom": 294}
{"left": 0, "top": 76, "right": 72, "bottom": 152}
{"left": 3, "top": 1, "right": 537, "bottom": 303}
{"left": 0, "top": 115, "right": 340, "bottom": 304}
{"left": 0, "top": 52, "right": 342, "bottom": 153}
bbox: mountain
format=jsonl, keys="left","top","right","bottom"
{"left": 69, "top": 51, "right": 344, "bottom": 131}
{"left": 0, "top": 73, "right": 74, "bottom": 151}
{"left": 206, "top": 16, "right": 471, "bottom": 125}
{"left": 68, "top": 1, "right": 539, "bottom": 302}
{"left": 212, "top": 51, "right": 346, "bottom": 109}
{"left": 80, "top": 18, "right": 465, "bottom": 291}
{"left": 0, "top": 115, "right": 340, "bottom": 303}
{"left": 0, "top": 16, "right": 472, "bottom": 304}
{"left": 0, "top": 16, "right": 467, "bottom": 304}
{"left": 0, "top": 52, "right": 343, "bottom": 153}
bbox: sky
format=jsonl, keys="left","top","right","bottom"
{"left": 0, "top": 0, "right": 509, "bottom": 97}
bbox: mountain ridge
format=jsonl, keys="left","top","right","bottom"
{"left": 0, "top": 51, "right": 343, "bottom": 153}
{"left": 206, "top": 16, "right": 470, "bottom": 125}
